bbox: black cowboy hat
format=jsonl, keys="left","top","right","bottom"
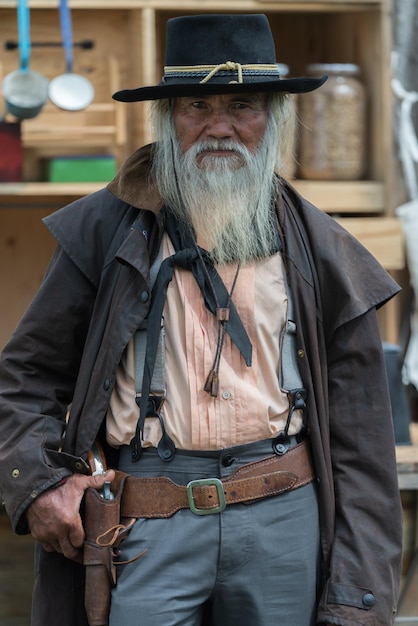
{"left": 113, "top": 14, "right": 327, "bottom": 102}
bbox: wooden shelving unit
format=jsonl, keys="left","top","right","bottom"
{"left": 0, "top": 0, "right": 404, "bottom": 348}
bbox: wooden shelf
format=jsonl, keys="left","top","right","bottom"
{"left": 293, "top": 181, "right": 385, "bottom": 214}
{"left": 21, "top": 103, "right": 126, "bottom": 148}
{"left": 0, "top": 180, "right": 382, "bottom": 207}
{"left": 0, "top": 183, "right": 404, "bottom": 272}
{"left": 0, "top": 182, "right": 103, "bottom": 199}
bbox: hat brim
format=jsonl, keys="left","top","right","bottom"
{"left": 112, "top": 75, "right": 327, "bottom": 102}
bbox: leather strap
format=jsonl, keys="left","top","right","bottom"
{"left": 120, "top": 440, "right": 314, "bottom": 518}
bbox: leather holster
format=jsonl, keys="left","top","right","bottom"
{"left": 83, "top": 470, "right": 133, "bottom": 626}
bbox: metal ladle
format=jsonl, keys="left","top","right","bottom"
{"left": 2, "top": 0, "right": 49, "bottom": 120}
{"left": 48, "top": 0, "right": 94, "bottom": 111}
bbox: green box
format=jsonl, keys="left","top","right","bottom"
{"left": 48, "top": 155, "right": 117, "bottom": 183}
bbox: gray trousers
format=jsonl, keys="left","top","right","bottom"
{"left": 110, "top": 439, "right": 320, "bottom": 626}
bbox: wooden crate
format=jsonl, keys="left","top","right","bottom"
{"left": 0, "top": 8, "right": 128, "bottom": 163}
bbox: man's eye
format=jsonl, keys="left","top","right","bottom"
{"left": 191, "top": 101, "right": 207, "bottom": 109}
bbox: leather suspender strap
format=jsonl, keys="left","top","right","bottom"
{"left": 281, "top": 284, "right": 304, "bottom": 393}
{"left": 134, "top": 320, "right": 165, "bottom": 400}
{"left": 272, "top": 283, "right": 308, "bottom": 455}
{"left": 134, "top": 246, "right": 165, "bottom": 399}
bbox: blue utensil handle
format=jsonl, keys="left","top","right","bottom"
{"left": 17, "top": 0, "right": 30, "bottom": 71}
{"left": 60, "top": 0, "right": 74, "bottom": 73}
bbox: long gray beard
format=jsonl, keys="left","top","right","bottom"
{"left": 153, "top": 117, "right": 279, "bottom": 265}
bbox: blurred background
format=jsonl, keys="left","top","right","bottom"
{"left": 2, "top": 0, "right": 418, "bottom": 624}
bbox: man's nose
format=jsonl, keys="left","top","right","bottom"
{"left": 204, "top": 110, "right": 235, "bottom": 139}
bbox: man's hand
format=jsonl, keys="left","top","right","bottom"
{"left": 26, "top": 470, "right": 115, "bottom": 562}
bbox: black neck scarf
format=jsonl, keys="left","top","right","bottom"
{"left": 131, "top": 208, "right": 253, "bottom": 461}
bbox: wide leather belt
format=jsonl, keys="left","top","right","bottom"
{"left": 120, "top": 440, "right": 315, "bottom": 518}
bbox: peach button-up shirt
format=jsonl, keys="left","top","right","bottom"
{"left": 106, "top": 234, "right": 302, "bottom": 450}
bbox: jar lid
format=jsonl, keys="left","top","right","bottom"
{"left": 307, "top": 63, "right": 360, "bottom": 76}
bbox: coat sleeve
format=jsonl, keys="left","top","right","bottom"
{"left": 0, "top": 246, "right": 96, "bottom": 533}
{"left": 316, "top": 307, "right": 403, "bottom": 625}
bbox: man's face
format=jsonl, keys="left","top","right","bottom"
{"left": 172, "top": 93, "right": 269, "bottom": 169}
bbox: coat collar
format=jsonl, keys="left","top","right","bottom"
{"left": 107, "top": 143, "right": 163, "bottom": 214}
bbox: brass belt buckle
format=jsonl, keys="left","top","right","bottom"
{"left": 186, "top": 478, "right": 226, "bottom": 515}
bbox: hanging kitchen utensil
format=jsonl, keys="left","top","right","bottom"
{"left": 48, "top": 0, "right": 94, "bottom": 111}
{"left": 1, "top": 0, "right": 49, "bottom": 120}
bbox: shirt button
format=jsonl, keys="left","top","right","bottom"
{"left": 12, "top": 469, "right": 20, "bottom": 478}
{"left": 222, "top": 390, "right": 231, "bottom": 400}
{"left": 103, "top": 378, "right": 110, "bottom": 391}
{"left": 140, "top": 290, "right": 149, "bottom": 303}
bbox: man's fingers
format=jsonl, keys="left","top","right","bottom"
{"left": 42, "top": 538, "right": 83, "bottom": 563}
{"left": 72, "top": 469, "right": 116, "bottom": 492}
{"left": 90, "top": 469, "right": 116, "bottom": 488}
{"left": 41, "top": 542, "right": 57, "bottom": 553}
{"left": 60, "top": 534, "right": 84, "bottom": 560}
{"left": 68, "top": 520, "right": 86, "bottom": 549}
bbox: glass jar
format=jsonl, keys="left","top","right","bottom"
{"left": 298, "top": 63, "right": 366, "bottom": 180}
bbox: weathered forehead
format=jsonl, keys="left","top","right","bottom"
{"left": 172, "top": 92, "right": 268, "bottom": 106}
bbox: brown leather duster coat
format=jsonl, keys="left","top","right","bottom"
{"left": 0, "top": 144, "right": 402, "bottom": 625}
